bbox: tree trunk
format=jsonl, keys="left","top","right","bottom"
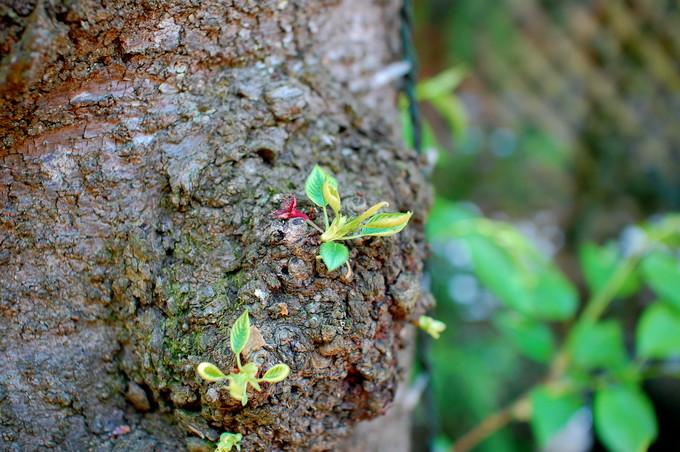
{"left": 0, "top": 1, "right": 432, "bottom": 450}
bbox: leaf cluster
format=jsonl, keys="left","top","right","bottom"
{"left": 304, "top": 165, "right": 412, "bottom": 272}
{"left": 215, "top": 432, "right": 242, "bottom": 452}
{"left": 197, "top": 310, "right": 290, "bottom": 406}
{"left": 430, "top": 200, "right": 680, "bottom": 452}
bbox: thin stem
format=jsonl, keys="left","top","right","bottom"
{"left": 452, "top": 396, "right": 528, "bottom": 452}
{"left": 323, "top": 206, "right": 330, "bottom": 230}
{"left": 344, "top": 261, "right": 353, "bottom": 279}
{"left": 334, "top": 234, "right": 365, "bottom": 241}
{"left": 577, "top": 254, "right": 640, "bottom": 328}
{"left": 305, "top": 218, "right": 325, "bottom": 234}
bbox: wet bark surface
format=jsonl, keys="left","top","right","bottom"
{"left": 0, "top": 0, "right": 432, "bottom": 450}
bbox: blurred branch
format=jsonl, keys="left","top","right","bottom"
{"left": 451, "top": 395, "right": 530, "bottom": 452}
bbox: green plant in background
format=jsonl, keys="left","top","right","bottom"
{"left": 427, "top": 201, "right": 680, "bottom": 452}
{"left": 215, "top": 432, "right": 242, "bottom": 452}
{"left": 197, "top": 309, "right": 290, "bottom": 406}
{"left": 276, "top": 165, "right": 412, "bottom": 276}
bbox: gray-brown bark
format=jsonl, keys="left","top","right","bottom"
{"left": 0, "top": 0, "right": 432, "bottom": 450}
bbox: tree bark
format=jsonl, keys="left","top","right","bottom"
{"left": 0, "top": 0, "right": 432, "bottom": 450}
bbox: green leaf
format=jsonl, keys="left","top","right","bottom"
{"left": 227, "top": 373, "right": 250, "bottom": 405}
{"left": 230, "top": 309, "right": 251, "bottom": 357}
{"left": 530, "top": 385, "right": 584, "bottom": 447}
{"left": 465, "top": 234, "right": 535, "bottom": 315}
{"left": 568, "top": 320, "right": 628, "bottom": 371}
{"left": 305, "top": 165, "right": 338, "bottom": 207}
{"left": 594, "top": 385, "right": 658, "bottom": 452}
{"left": 416, "top": 66, "right": 467, "bottom": 100}
{"left": 260, "top": 363, "right": 291, "bottom": 383}
{"left": 425, "top": 198, "right": 479, "bottom": 240}
{"left": 531, "top": 268, "right": 578, "bottom": 320}
{"left": 322, "top": 180, "right": 341, "bottom": 214}
{"left": 320, "top": 241, "right": 349, "bottom": 272}
{"left": 644, "top": 214, "right": 680, "bottom": 247}
{"left": 215, "top": 432, "right": 243, "bottom": 452}
{"left": 462, "top": 232, "right": 577, "bottom": 321}
{"left": 580, "top": 242, "right": 640, "bottom": 298}
{"left": 430, "top": 94, "right": 469, "bottom": 140}
{"left": 637, "top": 302, "right": 680, "bottom": 359}
{"left": 494, "top": 312, "right": 554, "bottom": 362}
{"left": 348, "top": 201, "right": 389, "bottom": 228}
{"left": 240, "top": 362, "right": 259, "bottom": 379}
{"left": 641, "top": 252, "right": 680, "bottom": 313}
{"left": 360, "top": 212, "right": 412, "bottom": 237}
{"left": 196, "top": 362, "right": 229, "bottom": 382}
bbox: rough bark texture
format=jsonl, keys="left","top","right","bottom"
{"left": 0, "top": 0, "right": 432, "bottom": 450}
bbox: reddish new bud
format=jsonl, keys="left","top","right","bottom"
{"left": 274, "top": 195, "right": 309, "bottom": 220}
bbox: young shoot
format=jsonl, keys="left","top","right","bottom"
{"left": 197, "top": 309, "right": 290, "bottom": 406}
{"left": 215, "top": 432, "right": 242, "bottom": 452}
{"left": 417, "top": 315, "right": 447, "bottom": 339}
{"left": 276, "top": 165, "right": 413, "bottom": 276}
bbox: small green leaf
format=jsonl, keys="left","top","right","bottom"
{"left": 637, "top": 302, "right": 680, "bottom": 359}
{"left": 260, "top": 363, "right": 291, "bottom": 383}
{"left": 465, "top": 234, "right": 534, "bottom": 315}
{"left": 417, "top": 315, "right": 447, "bottom": 339}
{"left": 305, "top": 165, "right": 338, "bottom": 207}
{"left": 196, "top": 362, "right": 229, "bottom": 382}
{"left": 348, "top": 201, "right": 389, "bottom": 227}
{"left": 215, "top": 432, "right": 243, "bottom": 452}
{"left": 425, "top": 198, "right": 479, "bottom": 240}
{"left": 530, "top": 385, "right": 584, "bottom": 447}
{"left": 230, "top": 309, "right": 251, "bottom": 357}
{"left": 240, "top": 362, "right": 259, "bottom": 379}
{"left": 360, "top": 212, "right": 412, "bottom": 237}
{"left": 579, "top": 242, "right": 639, "bottom": 298}
{"left": 594, "top": 385, "right": 658, "bottom": 452}
{"left": 531, "top": 268, "right": 578, "bottom": 320}
{"left": 227, "top": 373, "right": 250, "bottom": 405}
{"left": 322, "top": 180, "right": 341, "bottom": 214}
{"left": 494, "top": 312, "right": 554, "bottom": 362}
{"left": 641, "top": 252, "right": 680, "bottom": 313}
{"left": 249, "top": 379, "right": 262, "bottom": 392}
{"left": 320, "top": 241, "right": 349, "bottom": 272}
{"left": 568, "top": 321, "right": 628, "bottom": 371}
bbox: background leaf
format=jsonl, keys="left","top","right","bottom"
{"left": 568, "top": 320, "right": 628, "bottom": 371}
{"left": 637, "top": 302, "right": 680, "bottom": 359}
{"left": 531, "top": 269, "right": 578, "bottom": 320}
{"left": 579, "top": 242, "right": 640, "bottom": 298}
{"left": 493, "top": 312, "right": 554, "bottom": 362}
{"left": 594, "top": 385, "right": 658, "bottom": 452}
{"left": 530, "top": 385, "right": 584, "bottom": 447}
{"left": 641, "top": 252, "right": 680, "bottom": 313}
{"left": 305, "top": 165, "right": 338, "bottom": 207}
{"left": 230, "top": 309, "right": 251, "bottom": 357}
{"left": 464, "top": 233, "right": 577, "bottom": 320}
{"left": 320, "top": 242, "right": 349, "bottom": 272}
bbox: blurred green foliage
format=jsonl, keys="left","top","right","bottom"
{"left": 404, "top": 72, "right": 680, "bottom": 452}
{"left": 407, "top": 1, "right": 680, "bottom": 451}
{"left": 421, "top": 195, "right": 680, "bottom": 451}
